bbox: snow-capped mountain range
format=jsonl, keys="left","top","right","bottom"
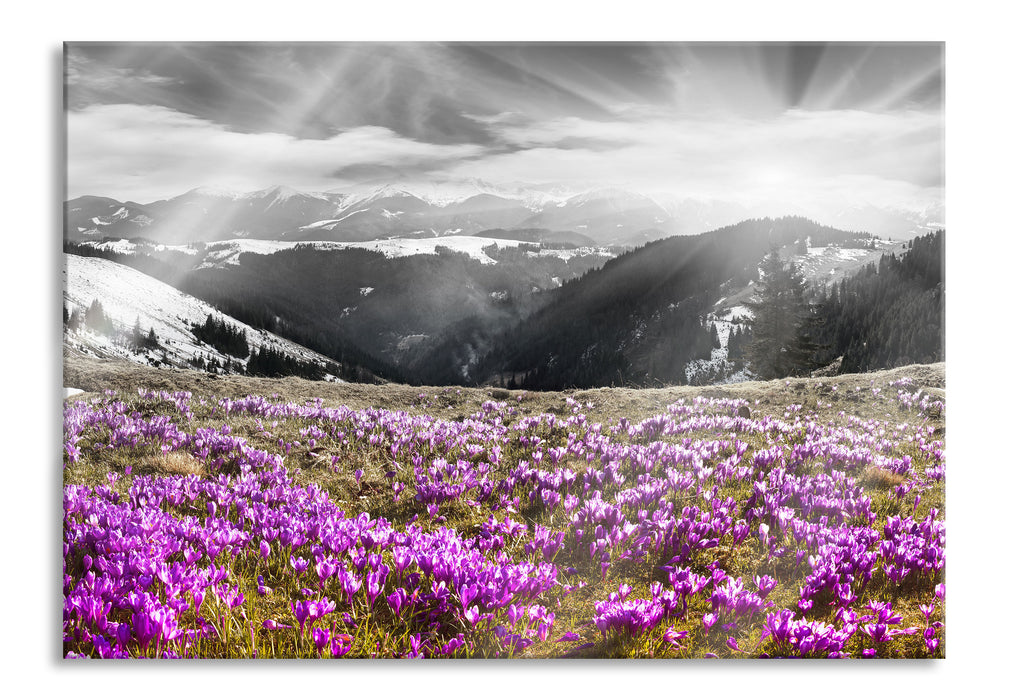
{"left": 66, "top": 182, "right": 943, "bottom": 246}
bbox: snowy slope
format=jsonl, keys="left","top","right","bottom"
{"left": 88, "top": 239, "right": 201, "bottom": 257}
{"left": 63, "top": 254, "right": 343, "bottom": 380}
{"left": 191, "top": 236, "right": 611, "bottom": 268}
{"left": 796, "top": 244, "right": 883, "bottom": 282}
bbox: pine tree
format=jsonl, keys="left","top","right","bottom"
{"left": 743, "top": 249, "right": 818, "bottom": 379}
{"left": 85, "top": 299, "right": 114, "bottom": 336}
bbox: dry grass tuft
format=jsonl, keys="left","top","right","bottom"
{"left": 138, "top": 451, "right": 206, "bottom": 477}
{"left": 858, "top": 465, "right": 907, "bottom": 490}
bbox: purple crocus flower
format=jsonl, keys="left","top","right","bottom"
{"left": 732, "top": 520, "right": 750, "bottom": 546}
{"left": 291, "top": 600, "right": 311, "bottom": 634}
{"left": 862, "top": 622, "right": 892, "bottom": 645}
{"left": 290, "top": 555, "right": 309, "bottom": 576}
{"left": 313, "top": 627, "right": 331, "bottom": 656}
{"left": 753, "top": 575, "right": 777, "bottom": 599}
{"left": 386, "top": 589, "right": 405, "bottom": 617}
{"left": 191, "top": 589, "right": 205, "bottom": 616}
{"left": 316, "top": 558, "right": 337, "bottom": 586}
{"left": 464, "top": 605, "right": 482, "bottom": 626}
{"left": 536, "top": 622, "right": 552, "bottom": 641}
{"left": 663, "top": 628, "right": 689, "bottom": 648}
{"left": 337, "top": 570, "right": 361, "bottom": 604}
{"left": 330, "top": 633, "right": 353, "bottom": 658}
{"left": 761, "top": 609, "right": 795, "bottom": 645}
{"left": 702, "top": 612, "right": 718, "bottom": 634}
{"left": 130, "top": 610, "right": 157, "bottom": 652}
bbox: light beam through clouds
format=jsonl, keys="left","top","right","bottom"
{"left": 66, "top": 42, "right": 942, "bottom": 227}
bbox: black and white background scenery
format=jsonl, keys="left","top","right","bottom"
{"left": 64, "top": 42, "right": 944, "bottom": 389}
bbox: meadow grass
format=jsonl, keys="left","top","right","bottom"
{"left": 62, "top": 369, "right": 945, "bottom": 659}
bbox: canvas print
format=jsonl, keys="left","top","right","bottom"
{"left": 62, "top": 42, "right": 945, "bottom": 659}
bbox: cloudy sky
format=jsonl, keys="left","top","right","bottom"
{"left": 66, "top": 42, "right": 942, "bottom": 213}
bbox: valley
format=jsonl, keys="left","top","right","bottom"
{"left": 64, "top": 183, "right": 940, "bottom": 394}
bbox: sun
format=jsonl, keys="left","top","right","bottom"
{"left": 750, "top": 166, "right": 791, "bottom": 189}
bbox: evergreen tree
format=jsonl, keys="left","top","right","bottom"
{"left": 84, "top": 299, "right": 115, "bottom": 335}
{"left": 743, "top": 249, "right": 818, "bottom": 379}
{"left": 68, "top": 307, "right": 82, "bottom": 331}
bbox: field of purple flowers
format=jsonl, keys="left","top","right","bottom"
{"left": 62, "top": 377, "right": 945, "bottom": 659}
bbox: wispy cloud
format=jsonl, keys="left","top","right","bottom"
{"left": 438, "top": 107, "right": 942, "bottom": 210}
{"left": 68, "top": 104, "right": 486, "bottom": 201}
{"left": 66, "top": 54, "right": 178, "bottom": 97}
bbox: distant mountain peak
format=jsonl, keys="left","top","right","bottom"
{"left": 184, "top": 185, "right": 243, "bottom": 199}
{"left": 257, "top": 185, "right": 330, "bottom": 201}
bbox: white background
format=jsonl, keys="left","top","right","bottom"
{"left": 3, "top": 1, "right": 1000, "bottom": 696}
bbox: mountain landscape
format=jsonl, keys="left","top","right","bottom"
{"left": 65, "top": 182, "right": 941, "bottom": 247}
{"left": 63, "top": 183, "right": 944, "bottom": 391}
{"left": 59, "top": 42, "right": 950, "bottom": 666}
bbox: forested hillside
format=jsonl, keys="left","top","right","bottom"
{"left": 179, "top": 244, "right": 611, "bottom": 382}
{"left": 475, "top": 217, "right": 870, "bottom": 389}
{"left": 64, "top": 217, "right": 936, "bottom": 389}
{"left": 809, "top": 231, "right": 944, "bottom": 373}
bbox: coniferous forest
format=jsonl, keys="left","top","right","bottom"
{"left": 192, "top": 314, "right": 250, "bottom": 359}
{"left": 808, "top": 231, "right": 944, "bottom": 374}
{"left": 246, "top": 345, "right": 330, "bottom": 381}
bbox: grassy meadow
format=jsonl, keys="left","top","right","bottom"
{"left": 62, "top": 355, "right": 945, "bottom": 659}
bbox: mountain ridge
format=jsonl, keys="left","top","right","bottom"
{"left": 66, "top": 182, "right": 942, "bottom": 244}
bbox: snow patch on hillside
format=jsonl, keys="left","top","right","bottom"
{"left": 90, "top": 239, "right": 201, "bottom": 257}
{"left": 684, "top": 311, "right": 756, "bottom": 385}
{"left": 527, "top": 247, "right": 615, "bottom": 263}
{"left": 721, "top": 305, "right": 752, "bottom": 321}
{"left": 77, "top": 235, "right": 615, "bottom": 270}
{"left": 792, "top": 244, "right": 893, "bottom": 284}
{"left": 300, "top": 209, "right": 370, "bottom": 230}
{"left": 191, "top": 236, "right": 533, "bottom": 267}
